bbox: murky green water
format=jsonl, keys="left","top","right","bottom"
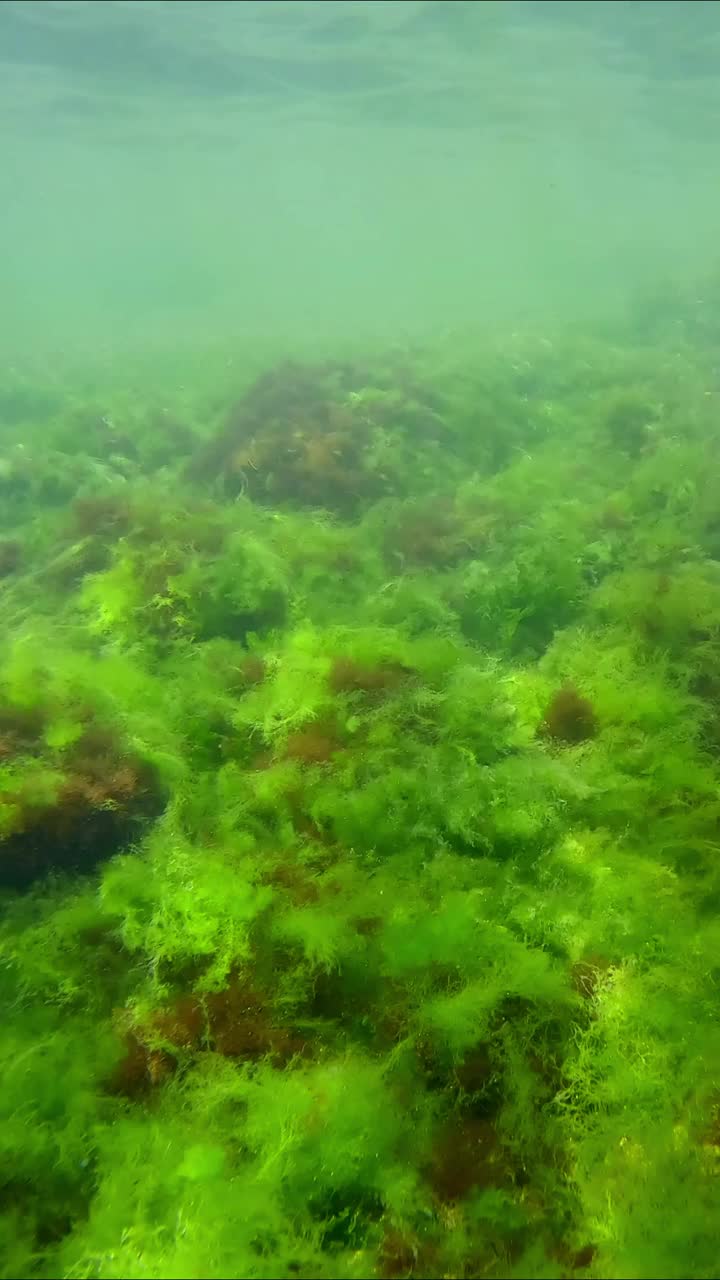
{"left": 3, "top": 1, "right": 720, "bottom": 352}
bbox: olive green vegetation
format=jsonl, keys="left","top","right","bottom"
{"left": 3, "top": 275, "right": 720, "bottom": 1280}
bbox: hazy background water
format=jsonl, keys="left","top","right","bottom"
{"left": 2, "top": 0, "right": 720, "bottom": 356}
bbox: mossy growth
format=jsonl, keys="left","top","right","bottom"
{"left": 4, "top": 301, "right": 720, "bottom": 1277}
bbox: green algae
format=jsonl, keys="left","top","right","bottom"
{"left": 2, "top": 304, "right": 720, "bottom": 1279}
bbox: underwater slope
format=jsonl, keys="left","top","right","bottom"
{"left": 2, "top": 285, "right": 720, "bottom": 1278}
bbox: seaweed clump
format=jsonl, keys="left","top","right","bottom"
{"left": 539, "top": 683, "right": 597, "bottom": 744}
{"left": 0, "top": 721, "right": 163, "bottom": 890}
{"left": 0, "top": 647, "right": 165, "bottom": 889}
{"left": 190, "top": 360, "right": 447, "bottom": 514}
